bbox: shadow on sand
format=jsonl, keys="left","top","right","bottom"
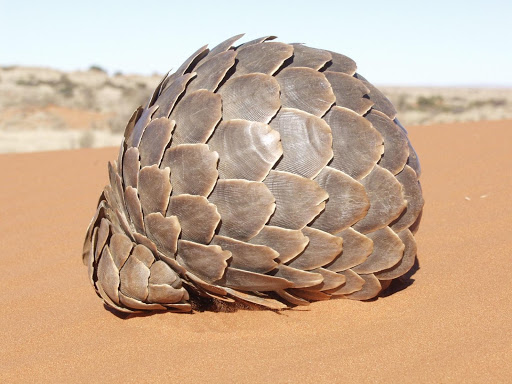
{"left": 379, "top": 256, "right": 421, "bottom": 298}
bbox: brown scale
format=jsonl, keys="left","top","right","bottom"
{"left": 83, "top": 35, "right": 424, "bottom": 313}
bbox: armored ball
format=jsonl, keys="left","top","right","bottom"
{"left": 83, "top": 35, "right": 424, "bottom": 313}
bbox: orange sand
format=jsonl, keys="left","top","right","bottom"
{"left": 1, "top": 120, "right": 511, "bottom": 383}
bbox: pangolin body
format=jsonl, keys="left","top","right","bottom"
{"left": 83, "top": 35, "right": 424, "bottom": 313}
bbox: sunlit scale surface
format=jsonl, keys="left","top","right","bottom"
{"left": 83, "top": 35, "right": 424, "bottom": 313}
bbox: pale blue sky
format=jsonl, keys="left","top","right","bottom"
{"left": 1, "top": 0, "right": 510, "bottom": 86}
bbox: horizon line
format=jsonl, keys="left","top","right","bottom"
{"left": 2, "top": 63, "right": 512, "bottom": 89}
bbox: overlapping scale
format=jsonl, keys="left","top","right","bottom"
{"left": 274, "top": 265, "right": 324, "bottom": 289}
{"left": 186, "top": 51, "right": 237, "bottom": 93}
{"left": 218, "top": 73, "right": 281, "bottom": 123}
{"left": 287, "top": 227, "right": 343, "bottom": 270}
{"left": 391, "top": 165, "right": 425, "bottom": 231}
{"left": 152, "top": 73, "right": 197, "bottom": 119}
{"left": 169, "top": 89, "right": 222, "bottom": 146}
{"left": 172, "top": 45, "right": 210, "bottom": 76}
{"left": 289, "top": 43, "right": 332, "bottom": 70}
{"left": 269, "top": 108, "right": 332, "bottom": 179}
{"left": 122, "top": 107, "right": 143, "bottom": 146}
{"left": 207, "top": 119, "right": 282, "bottom": 181}
{"left": 351, "top": 227, "right": 405, "bottom": 274}
{"left": 147, "top": 73, "right": 170, "bottom": 110}
{"left": 138, "top": 118, "right": 175, "bottom": 167}
{"left": 395, "top": 119, "right": 422, "bottom": 178}
{"left": 352, "top": 165, "right": 406, "bottom": 234}
{"left": 366, "top": 110, "right": 409, "bottom": 175}
{"left": 237, "top": 36, "right": 276, "bottom": 48}
{"left": 94, "top": 218, "right": 110, "bottom": 263}
{"left": 149, "top": 259, "right": 182, "bottom": 284}
{"left": 119, "top": 245, "right": 152, "bottom": 301}
{"left": 138, "top": 165, "right": 171, "bottom": 215}
{"left": 276, "top": 288, "right": 310, "bottom": 306}
{"left": 354, "top": 73, "right": 397, "bottom": 119}
{"left": 147, "top": 284, "right": 185, "bottom": 304}
{"left": 276, "top": 67, "right": 336, "bottom": 116}
{"left": 96, "top": 246, "right": 120, "bottom": 304}
{"left": 84, "top": 200, "right": 106, "bottom": 265}
{"left": 207, "top": 33, "right": 244, "bottom": 57}
{"left": 166, "top": 195, "right": 220, "bottom": 244}
{"left": 325, "top": 50, "right": 357, "bottom": 75}
{"left": 248, "top": 226, "right": 309, "bottom": 264}
{"left": 344, "top": 274, "right": 382, "bottom": 300}
{"left": 224, "top": 287, "right": 287, "bottom": 310}
{"left": 208, "top": 179, "right": 275, "bottom": 241}
{"left": 264, "top": 170, "right": 328, "bottom": 230}
{"left": 163, "top": 45, "right": 209, "bottom": 87}
{"left": 222, "top": 268, "right": 293, "bottom": 291}
{"left": 289, "top": 288, "right": 331, "bottom": 302}
{"left": 234, "top": 42, "right": 294, "bottom": 76}
{"left": 310, "top": 166, "right": 369, "bottom": 233}
{"left": 324, "top": 71, "right": 374, "bottom": 115}
{"left": 375, "top": 229, "right": 417, "bottom": 280}
{"left": 144, "top": 213, "right": 181, "bottom": 258}
{"left": 124, "top": 187, "right": 145, "bottom": 233}
{"left": 324, "top": 106, "right": 384, "bottom": 180}
{"left": 310, "top": 268, "right": 347, "bottom": 291}
{"left": 161, "top": 144, "right": 219, "bottom": 197}
{"left": 108, "top": 162, "right": 126, "bottom": 213}
{"left": 129, "top": 104, "right": 158, "bottom": 147}
{"left": 109, "top": 233, "right": 133, "bottom": 270}
{"left": 147, "top": 260, "right": 188, "bottom": 304}
{"left": 157, "top": 48, "right": 208, "bottom": 103}
{"left": 119, "top": 293, "right": 166, "bottom": 311}
{"left": 122, "top": 147, "right": 140, "bottom": 189}
{"left": 176, "top": 240, "right": 231, "bottom": 283}
{"left": 84, "top": 35, "right": 424, "bottom": 313}
{"left": 326, "top": 269, "right": 365, "bottom": 296}
{"left": 211, "top": 235, "right": 279, "bottom": 273}
{"left": 328, "top": 228, "right": 373, "bottom": 272}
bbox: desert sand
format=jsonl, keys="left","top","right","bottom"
{"left": 1, "top": 120, "right": 511, "bottom": 383}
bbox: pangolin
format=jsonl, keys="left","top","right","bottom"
{"left": 83, "top": 34, "right": 424, "bottom": 313}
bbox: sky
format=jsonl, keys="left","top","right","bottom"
{"left": 1, "top": 0, "right": 511, "bottom": 86}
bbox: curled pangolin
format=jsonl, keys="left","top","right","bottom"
{"left": 83, "top": 34, "right": 424, "bottom": 313}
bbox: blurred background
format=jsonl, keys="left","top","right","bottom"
{"left": 1, "top": 0, "right": 511, "bottom": 153}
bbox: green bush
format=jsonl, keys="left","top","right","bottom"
{"left": 417, "top": 95, "right": 444, "bottom": 109}
{"left": 89, "top": 65, "right": 107, "bottom": 73}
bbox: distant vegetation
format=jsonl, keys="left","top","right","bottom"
{"left": 417, "top": 95, "right": 445, "bottom": 110}
{"left": 381, "top": 86, "right": 511, "bottom": 125}
{"left": 0, "top": 66, "right": 511, "bottom": 152}
{"left": 0, "top": 66, "right": 162, "bottom": 133}
{"left": 89, "top": 65, "right": 107, "bottom": 73}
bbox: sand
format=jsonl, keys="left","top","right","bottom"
{"left": 1, "top": 120, "right": 511, "bottom": 383}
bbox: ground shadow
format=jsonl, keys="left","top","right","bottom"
{"left": 379, "top": 256, "right": 421, "bottom": 298}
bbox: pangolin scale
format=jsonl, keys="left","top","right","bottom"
{"left": 83, "top": 35, "right": 424, "bottom": 313}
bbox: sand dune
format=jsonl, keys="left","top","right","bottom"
{"left": 0, "top": 120, "right": 511, "bottom": 383}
